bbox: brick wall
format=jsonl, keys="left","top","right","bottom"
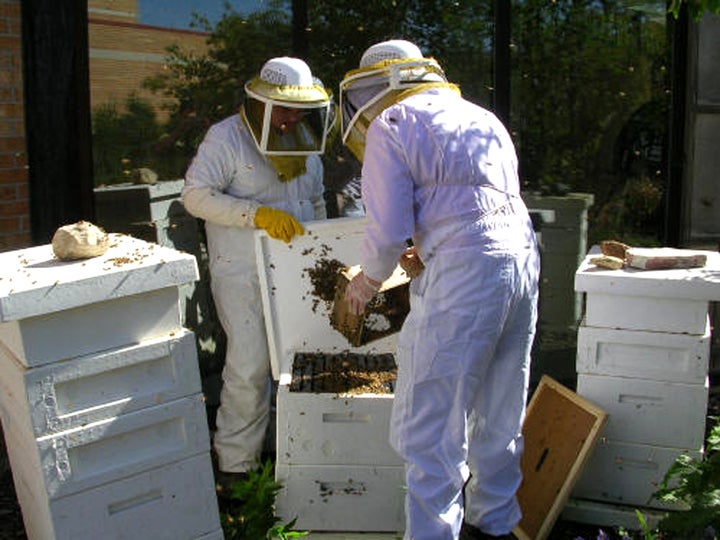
{"left": 0, "top": 1, "right": 206, "bottom": 253}
{"left": 88, "top": 0, "right": 136, "bottom": 23}
{"left": 0, "top": 0, "right": 30, "bottom": 252}
{"left": 88, "top": 19, "right": 208, "bottom": 122}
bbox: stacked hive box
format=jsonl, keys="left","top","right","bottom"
{"left": 566, "top": 245, "right": 720, "bottom": 526}
{"left": 93, "top": 180, "right": 204, "bottom": 323}
{"left": 93, "top": 181, "right": 223, "bottom": 414}
{"left": 0, "top": 234, "right": 222, "bottom": 540}
{"left": 521, "top": 192, "right": 594, "bottom": 334}
{"left": 93, "top": 180, "right": 198, "bottom": 252}
{"left": 255, "top": 217, "right": 405, "bottom": 533}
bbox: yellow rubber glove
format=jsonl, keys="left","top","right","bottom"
{"left": 254, "top": 206, "right": 304, "bottom": 243}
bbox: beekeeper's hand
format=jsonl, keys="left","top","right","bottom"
{"left": 345, "top": 271, "right": 381, "bottom": 315}
{"left": 254, "top": 206, "right": 304, "bottom": 243}
{"left": 398, "top": 246, "right": 424, "bottom": 278}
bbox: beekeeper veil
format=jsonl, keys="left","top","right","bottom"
{"left": 340, "top": 39, "right": 458, "bottom": 162}
{"left": 243, "top": 57, "right": 333, "bottom": 157}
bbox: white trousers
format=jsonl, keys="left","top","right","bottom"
{"left": 390, "top": 210, "right": 539, "bottom": 540}
{"left": 210, "top": 266, "right": 271, "bottom": 473}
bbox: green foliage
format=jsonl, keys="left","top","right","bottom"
{"left": 668, "top": 0, "right": 720, "bottom": 20}
{"left": 92, "top": 95, "right": 162, "bottom": 185}
{"left": 219, "top": 459, "right": 307, "bottom": 540}
{"left": 653, "top": 416, "right": 720, "bottom": 539}
{"left": 511, "top": 0, "right": 669, "bottom": 191}
{"left": 306, "top": 0, "right": 493, "bottom": 104}
{"left": 91, "top": 94, "right": 193, "bottom": 185}
{"left": 132, "top": 0, "right": 675, "bottom": 245}
{"left": 141, "top": 1, "right": 292, "bottom": 154}
{"left": 633, "top": 510, "right": 659, "bottom": 540}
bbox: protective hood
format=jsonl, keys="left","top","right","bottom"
{"left": 243, "top": 59, "right": 333, "bottom": 157}
{"left": 339, "top": 58, "right": 457, "bottom": 162}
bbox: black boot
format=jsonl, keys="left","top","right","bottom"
{"left": 459, "top": 522, "right": 515, "bottom": 540}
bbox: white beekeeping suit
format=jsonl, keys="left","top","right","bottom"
{"left": 182, "top": 57, "right": 332, "bottom": 486}
{"left": 340, "top": 40, "right": 540, "bottom": 540}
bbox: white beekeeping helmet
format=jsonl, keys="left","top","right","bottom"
{"left": 359, "top": 39, "right": 424, "bottom": 68}
{"left": 259, "top": 57, "right": 315, "bottom": 88}
{"left": 339, "top": 40, "right": 448, "bottom": 162}
{"left": 243, "top": 57, "right": 332, "bottom": 156}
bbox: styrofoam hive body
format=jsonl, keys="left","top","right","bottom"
{"left": 0, "top": 234, "right": 221, "bottom": 539}
{"left": 11, "top": 451, "right": 221, "bottom": 540}
{"left": 0, "top": 330, "right": 201, "bottom": 437}
{"left": 576, "top": 373, "right": 709, "bottom": 449}
{"left": 2, "top": 393, "right": 210, "bottom": 500}
{"left": 0, "top": 234, "right": 198, "bottom": 367}
{"left": 275, "top": 463, "right": 406, "bottom": 531}
{"left": 575, "top": 245, "right": 720, "bottom": 334}
{"left": 256, "top": 217, "right": 405, "bottom": 533}
{"left": 576, "top": 321, "right": 711, "bottom": 383}
{"left": 569, "top": 245, "right": 719, "bottom": 523}
{"left": 571, "top": 439, "right": 699, "bottom": 510}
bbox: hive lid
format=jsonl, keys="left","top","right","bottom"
{"left": 575, "top": 244, "right": 720, "bottom": 300}
{"left": 0, "top": 233, "right": 199, "bottom": 322}
{"left": 255, "top": 217, "right": 401, "bottom": 381}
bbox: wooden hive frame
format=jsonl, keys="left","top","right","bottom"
{"left": 514, "top": 375, "right": 608, "bottom": 540}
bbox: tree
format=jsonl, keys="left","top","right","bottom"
{"left": 669, "top": 0, "right": 720, "bottom": 20}
{"left": 142, "top": 2, "right": 292, "bottom": 163}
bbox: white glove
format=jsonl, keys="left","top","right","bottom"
{"left": 344, "top": 271, "right": 381, "bottom": 315}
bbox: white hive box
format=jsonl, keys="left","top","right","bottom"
{"left": 575, "top": 246, "right": 720, "bottom": 334}
{"left": 576, "top": 373, "right": 709, "bottom": 449}
{"left": 255, "top": 217, "right": 405, "bottom": 533}
{"left": 576, "top": 321, "right": 711, "bottom": 384}
{"left": 569, "top": 245, "right": 719, "bottom": 525}
{"left": 0, "top": 233, "right": 198, "bottom": 367}
{"left": 0, "top": 329, "right": 200, "bottom": 437}
{"left": 15, "top": 451, "right": 221, "bottom": 540}
{"left": 2, "top": 392, "right": 210, "bottom": 500}
{"left": 0, "top": 234, "right": 221, "bottom": 539}
{"left": 275, "top": 463, "right": 406, "bottom": 531}
{"left": 571, "top": 438, "right": 700, "bottom": 510}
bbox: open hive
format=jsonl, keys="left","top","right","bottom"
{"left": 256, "top": 218, "right": 407, "bottom": 532}
{"left": 290, "top": 351, "right": 397, "bottom": 394}
{"left": 295, "top": 251, "right": 407, "bottom": 390}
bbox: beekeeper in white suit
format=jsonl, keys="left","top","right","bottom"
{"left": 340, "top": 40, "right": 540, "bottom": 540}
{"left": 182, "top": 57, "right": 332, "bottom": 491}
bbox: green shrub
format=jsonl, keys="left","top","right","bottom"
{"left": 653, "top": 416, "right": 720, "bottom": 539}
{"left": 219, "top": 459, "right": 308, "bottom": 540}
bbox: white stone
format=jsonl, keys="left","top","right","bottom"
{"left": 51, "top": 221, "right": 109, "bottom": 261}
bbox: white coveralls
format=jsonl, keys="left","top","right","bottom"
{"left": 359, "top": 88, "right": 540, "bottom": 539}
{"left": 182, "top": 114, "right": 326, "bottom": 473}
